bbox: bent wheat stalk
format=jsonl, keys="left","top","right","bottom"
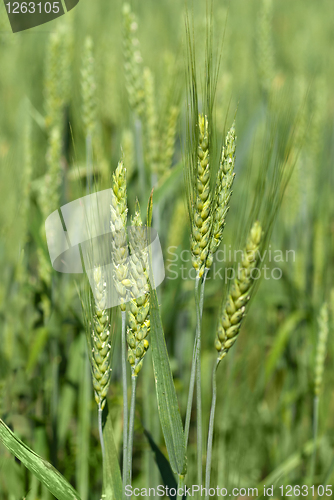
{"left": 110, "top": 161, "right": 129, "bottom": 494}
{"left": 126, "top": 208, "right": 150, "bottom": 486}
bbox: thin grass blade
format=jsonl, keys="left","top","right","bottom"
{"left": 0, "top": 419, "right": 81, "bottom": 500}
{"left": 148, "top": 283, "right": 187, "bottom": 476}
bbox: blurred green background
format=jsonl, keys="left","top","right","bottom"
{"left": 0, "top": 0, "right": 334, "bottom": 498}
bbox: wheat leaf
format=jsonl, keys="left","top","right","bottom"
{"left": 0, "top": 419, "right": 81, "bottom": 500}
{"left": 148, "top": 283, "right": 187, "bottom": 476}
{"left": 153, "top": 162, "right": 183, "bottom": 204}
{"left": 147, "top": 188, "right": 154, "bottom": 227}
{"left": 265, "top": 310, "right": 305, "bottom": 382}
{"left": 144, "top": 429, "right": 178, "bottom": 499}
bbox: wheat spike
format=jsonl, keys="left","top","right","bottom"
{"left": 256, "top": 0, "right": 275, "bottom": 97}
{"left": 126, "top": 209, "right": 150, "bottom": 376}
{"left": 81, "top": 37, "right": 97, "bottom": 138}
{"left": 40, "top": 127, "right": 62, "bottom": 219}
{"left": 207, "top": 122, "right": 236, "bottom": 268}
{"left": 190, "top": 114, "right": 212, "bottom": 278}
{"left": 122, "top": 3, "right": 145, "bottom": 117}
{"left": 160, "top": 105, "right": 179, "bottom": 176}
{"left": 143, "top": 67, "right": 159, "bottom": 175}
{"left": 44, "top": 23, "right": 71, "bottom": 131}
{"left": 110, "top": 161, "right": 129, "bottom": 311}
{"left": 38, "top": 126, "right": 63, "bottom": 285}
{"left": 314, "top": 303, "right": 329, "bottom": 397}
{"left": 215, "top": 221, "right": 263, "bottom": 361}
{"left": 90, "top": 266, "right": 113, "bottom": 409}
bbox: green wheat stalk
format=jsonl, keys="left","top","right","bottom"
{"left": 126, "top": 206, "right": 150, "bottom": 487}
{"left": 110, "top": 161, "right": 130, "bottom": 496}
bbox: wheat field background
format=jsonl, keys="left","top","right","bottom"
{"left": 0, "top": 0, "right": 334, "bottom": 498}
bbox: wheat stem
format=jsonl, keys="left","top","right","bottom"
{"left": 184, "top": 276, "right": 200, "bottom": 447}
{"left": 98, "top": 404, "right": 105, "bottom": 461}
{"left": 121, "top": 310, "right": 128, "bottom": 497}
{"left": 50, "top": 336, "right": 59, "bottom": 467}
{"left": 184, "top": 269, "right": 208, "bottom": 488}
{"left": 197, "top": 269, "right": 208, "bottom": 481}
{"left": 78, "top": 351, "right": 91, "bottom": 500}
{"left": 184, "top": 320, "right": 198, "bottom": 448}
{"left": 86, "top": 134, "right": 93, "bottom": 194}
{"left": 184, "top": 270, "right": 207, "bottom": 439}
{"left": 127, "top": 375, "right": 137, "bottom": 487}
{"left": 196, "top": 271, "right": 206, "bottom": 486}
{"left": 177, "top": 474, "right": 185, "bottom": 500}
{"left": 310, "top": 395, "right": 319, "bottom": 490}
{"left": 196, "top": 344, "right": 202, "bottom": 486}
{"left": 204, "top": 360, "right": 219, "bottom": 498}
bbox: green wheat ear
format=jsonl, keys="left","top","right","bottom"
{"left": 110, "top": 160, "right": 129, "bottom": 312}
{"left": 90, "top": 266, "right": 113, "bottom": 409}
{"left": 215, "top": 221, "right": 263, "bottom": 362}
{"left": 122, "top": 2, "right": 145, "bottom": 117}
{"left": 81, "top": 36, "right": 97, "bottom": 138}
{"left": 143, "top": 67, "right": 159, "bottom": 176}
{"left": 44, "top": 23, "right": 71, "bottom": 132}
{"left": 190, "top": 113, "right": 212, "bottom": 278}
{"left": 126, "top": 207, "right": 150, "bottom": 377}
{"left": 207, "top": 122, "right": 236, "bottom": 268}
{"left": 79, "top": 266, "right": 115, "bottom": 411}
{"left": 314, "top": 302, "right": 329, "bottom": 397}
{"left": 160, "top": 104, "right": 179, "bottom": 176}
{"left": 256, "top": 0, "right": 275, "bottom": 97}
{"left": 190, "top": 117, "right": 236, "bottom": 277}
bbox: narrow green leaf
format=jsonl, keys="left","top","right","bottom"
{"left": 102, "top": 402, "right": 123, "bottom": 500}
{"left": 153, "top": 163, "right": 183, "bottom": 204}
{"left": 147, "top": 188, "right": 154, "bottom": 227}
{"left": 58, "top": 336, "right": 82, "bottom": 446}
{"left": 256, "top": 437, "right": 323, "bottom": 498}
{"left": 0, "top": 419, "right": 81, "bottom": 500}
{"left": 148, "top": 283, "right": 187, "bottom": 475}
{"left": 265, "top": 310, "right": 305, "bottom": 382}
{"left": 144, "top": 429, "right": 178, "bottom": 499}
{"left": 26, "top": 327, "right": 49, "bottom": 374}
{"left": 0, "top": 454, "right": 24, "bottom": 497}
